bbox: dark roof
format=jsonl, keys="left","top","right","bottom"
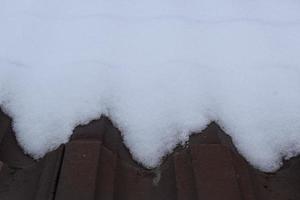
{"left": 0, "top": 110, "right": 300, "bottom": 200}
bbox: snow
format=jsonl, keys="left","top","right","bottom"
{"left": 1, "top": 0, "right": 300, "bottom": 172}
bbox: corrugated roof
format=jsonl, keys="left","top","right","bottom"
{"left": 0, "top": 110, "right": 300, "bottom": 200}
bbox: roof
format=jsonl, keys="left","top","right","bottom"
{"left": 0, "top": 110, "right": 300, "bottom": 200}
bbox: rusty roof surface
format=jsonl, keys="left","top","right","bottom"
{"left": 0, "top": 110, "right": 300, "bottom": 200}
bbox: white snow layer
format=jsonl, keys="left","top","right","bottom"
{"left": 1, "top": 0, "right": 300, "bottom": 172}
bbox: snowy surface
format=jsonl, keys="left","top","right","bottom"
{"left": 1, "top": 0, "right": 300, "bottom": 172}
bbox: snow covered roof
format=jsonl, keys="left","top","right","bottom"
{"left": 0, "top": 111, "right": 299, "bottom": 200}
{"left": 1, "top": 0, "right": 300, "bottom": 173}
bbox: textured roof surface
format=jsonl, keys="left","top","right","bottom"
{"left": 0, "top": 110, "right": 300, "bottom": 200}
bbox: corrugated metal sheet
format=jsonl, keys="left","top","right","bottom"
{"left": 0, "top": 110, "right": 300, "bottom": 200}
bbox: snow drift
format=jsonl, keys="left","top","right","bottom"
{"left": 1, "top": 0, "right": 300, "bottom": 172}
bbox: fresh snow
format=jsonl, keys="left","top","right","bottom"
{"left": 1, "top": 0, "right": 300, "bottom": 172}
